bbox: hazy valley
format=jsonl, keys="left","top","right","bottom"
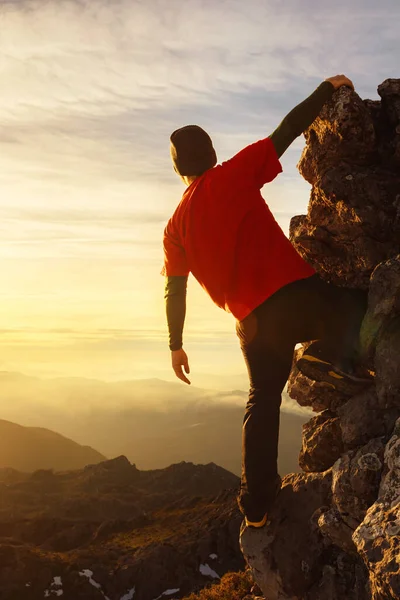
{"left": 0, "top": 372, "right": 310, "bottom": 475}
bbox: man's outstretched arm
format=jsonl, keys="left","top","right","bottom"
{"left": 165, "top": 275, "right": 191, "bottom": 384}
{"left": 269, "top": 74, "right": 354, "bottom": 158}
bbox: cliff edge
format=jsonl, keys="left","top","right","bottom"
{"left": 240, "top": 79, "right": 400, "bottom": 600}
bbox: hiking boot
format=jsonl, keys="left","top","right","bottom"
{"left": 296, "top": 341, "right": 374, "bottom": 394}
{"left": 245, "top": 512, "right": 269, "bottom": 528}
{"left": 239, "top": 475, "right": 282, "bottom": 529}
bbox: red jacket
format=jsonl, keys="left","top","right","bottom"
{"left": 162, "top": 137, "right": 315, "bottom": 321}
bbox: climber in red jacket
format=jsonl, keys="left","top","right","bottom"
{"left": 162, "top": 74, "right": 370, "bottom": 528}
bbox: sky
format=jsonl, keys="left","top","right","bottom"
{"left": 0, "top": 0, "right": 399, "bottom": 387}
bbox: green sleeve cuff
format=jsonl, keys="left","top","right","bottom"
{"left": 165, "top": 276, "right": 188, "bottom": 351}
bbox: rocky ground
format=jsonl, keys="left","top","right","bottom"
{"left": 241, "top": 79, "right": 400, "bottom": 600}
{"left": 0, "top": 457, "right": 244, "bottom": 600}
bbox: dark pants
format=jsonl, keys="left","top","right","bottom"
{"left": 235, "top": 274, "right": 367, "bottom": 522}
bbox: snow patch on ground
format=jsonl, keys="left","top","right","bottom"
{"left": 199, "top": 563, "right": 220, "bottom": 579}
{"left": 44, "top": 576, "right": 64, "bottom": 597}
{"left": 79, "top": 569, "right": 110, "bottom": 600}
{"left": 153, "top": 588, "right": 180, "bottom": 600}
{"left": 79, "top": 570, "right": 101, "bottom": 590}
{"left": 120, "top": 587, "right": 136, "bottom": 600}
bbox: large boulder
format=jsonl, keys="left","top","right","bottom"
{"left": 338, "top": 389, "right": 398, "bottom": 449}
{"left": 240, "top": 472, "right": 332, "bottom": 599}
{"left": 331, "top": 438, "right": 385, "bottom": 530}
{"left": 298, "top": 86, "right": 376, "bottom": 185}
{"left": 299, "top": 412, "right": 343, "bottom": 473}
{"left": 290, "top": 82, "right": 400, "bottom": 288}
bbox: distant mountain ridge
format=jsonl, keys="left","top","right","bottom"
{"left": 0, "top": 372, "right": 309, "bottom": 477}
{"left": 0, "top": 419, "right": 106, "bottom": 472}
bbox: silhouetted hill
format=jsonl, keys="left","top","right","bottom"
{"left": 0, "top": 456, "right": 243, "bottom": 600}
{"left": 0, "top": 419, "right": 106, "bottom": 472}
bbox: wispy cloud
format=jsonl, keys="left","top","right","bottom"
{"left": 2, "top": 0, "right": 399, "bottom": 193}
{"left": 0, "top": 0, "right": 398, "bottom": 379}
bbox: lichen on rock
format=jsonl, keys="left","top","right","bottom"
{"left": 240, "top": 79, "right": 400, "bottom": 600}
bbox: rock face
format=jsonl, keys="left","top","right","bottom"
{"left": 241, "top": 79, "right": 400, "bottom": 600}
{"left": 290, "top": 81, "right": 400, "bottom": 289}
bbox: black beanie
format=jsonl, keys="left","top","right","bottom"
{"left": 170, "top": 125, "right": 217, "bottom": 176}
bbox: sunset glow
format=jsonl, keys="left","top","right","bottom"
{"left": 0, "top": 0, "right": 398, "bottom": 384}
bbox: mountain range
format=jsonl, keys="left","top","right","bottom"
{"left": 0, "top": 372, "right": 310, "bottom": 475}
{"left": 0, "top": 456, "right": 243, "bottom": 600}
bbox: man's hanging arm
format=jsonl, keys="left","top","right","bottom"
{"left": 165, "top": 275, "right": 191, "bottom": 384}
{"left": 269, "top": 75, "right": 354, "bottom": 158}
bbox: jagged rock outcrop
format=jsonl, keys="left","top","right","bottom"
{"left": 299, "top": 411, "right": 344, "bottom": 472}
{"left": 290, "top": 80, "right": 400, "bottom": 289}
{"left": 353, "top": 418, "right": 400, "bottom": 600}
{"left": 241, "top": 79, "right": 400, "bottom": 600}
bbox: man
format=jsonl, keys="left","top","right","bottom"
{"left": 162, "top": 75, "right": 370, "bottom": 528}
